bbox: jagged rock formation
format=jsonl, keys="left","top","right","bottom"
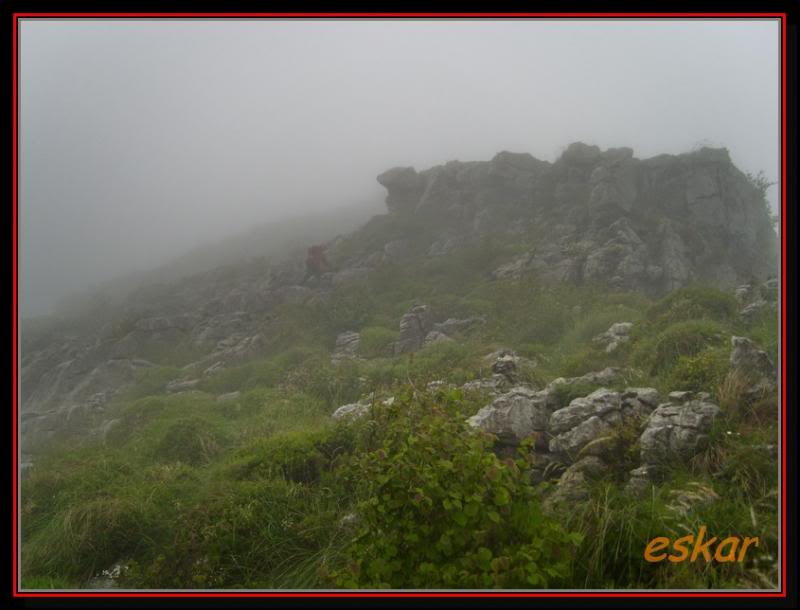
{"left": 730, "top": 336, "right": 777, "bottom": 395}
{"left": 377, "top": 143, "right": 777, "bottom": 294}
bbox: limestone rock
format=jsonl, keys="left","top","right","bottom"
{"left": 216, "top": 391, "right": 241, "bottom": 403}
{"left": 548, "top": 387, "right": 657, "bottom": 463}
{"left": 592, "top": 322, "right": 633, "bottom": 353}
{"left": 638, "top": 397, "right": 720, "bottom": 465}
{"left": 467, "top": 385, "right": 552, "bottom": 449}
{"left": 546, "top": 456, "right": 610, "bottom": 506}
{"left": 166, "top": 378, "right": 200, "bottom": 393}
{"left": 332, "top": 331, "right": 361, "bottom": 364}
{"left": 377, "top": 166, "right": 425, "bottom": 214}
{"left": 423, "top": 330, "right": 453, "bottom": 346}
{"left": 331, "top": 400, "right": 372, "bottom": 422}
{"left": 393, "top": 305, "right": 433, "bottom": 355}
{"left": 730, "top": 336, "right": 777, "bottom": 394}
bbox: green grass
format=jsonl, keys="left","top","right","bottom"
{"left": 20, "top": 238, "right": 779, "bottom": 589}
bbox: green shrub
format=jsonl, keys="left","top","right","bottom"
{"left": 230, "top": 431, "right": 328, "bottom": 484}
{"left": 647, "top": 287, "right": 737, "bottom": 328}
{"left": 405, "top": 341, "right": 476, "bottom": 382}
{"left": 329, "top": 393, "right": 581, "bottom": 588}
{"left": 634, "top": 319, "right": 725, "bottom": 375}
{"left": 153, "top": 418, "right": 225, "bottom": 466}
{"left": 199, "top": 360, "right": 283, "bottom": 395}
{"left": 667, "top": 348, "right": 728, "bottom": 394}
{"left": 358, "top": 326, "right": 398, "bottom": 358}
{"left": 548, "top": 381, "right": 603, "bottom": 409}
{"left": 284, "top": 357, "right": 363, "bottom": 408}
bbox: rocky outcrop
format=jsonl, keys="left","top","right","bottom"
{"left": 392, "top": 306, "right": 483, "bottom": 355}
{"left": 464, "top": 376, "right": 723, "bottom": 506}
{"left": 592, "top": 322, "right": 633, "bottom": 353}
{"left": 627, "top": 391, "right": 720, "bottom": 494}
{"left": 378, "top": 144, "right": 778, "bottom": 294}
{"left": 393, "top": 305, "right": 433, "bottom": 355}
{"left": 730, "top": 336, "right": 777, "bottom": 395}
{"left": 736, "top": 277, "right": 779, "bottom": 320}
{"left": 332, "top": 331, "right": 361, "bottom": 364}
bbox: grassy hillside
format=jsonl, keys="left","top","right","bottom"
{"left": 20, "top": 233, "right": 779, "bottom": 590}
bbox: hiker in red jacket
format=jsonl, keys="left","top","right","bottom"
{"left": 304, "top": 244, "right": 330, "bottom": 281}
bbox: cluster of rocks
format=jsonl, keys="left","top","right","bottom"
{"left": 730, "top": 335, "right": 777, "bottom": 396}
{"left": 735, "top": 278, "right": 779, "bottom": 320}
{"left": 465, "top": 359, "right": 737, "bottom": 505}
{"left": 329, "top": 305, "right": 485, "bottom": 365}
{"left": 592, "top": 322, "right": 633, "bottom": 353}
{"left": 327, "top": 330, "right": 779, "bottom": 511}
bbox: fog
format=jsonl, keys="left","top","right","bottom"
{"left": 19, "top": 18, "right": 780, "bottom": 317}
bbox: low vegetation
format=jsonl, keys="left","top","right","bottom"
{"left": 20, "top": 240, "right": 779, "bottom": 590}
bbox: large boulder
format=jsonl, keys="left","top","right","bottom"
{"left": 730, "top": 336, "right": 777, "bottom": 394}
{"left": 638, "top": 394, "right": 720, "bottom": 466}
{"left": 627, "top": 393, "right": 720, "bottom": 495}
{"left": 393, "top": 305, "right": 433, "bottom": 355}
{"left": 332, "top": 400, "right": 371, "bottom": 422}
{"left": 545, "top": 456, "right": 610, "bottom": 506}
{"left": 332, "top": 331, "right": 361, "bottom": 364}
{"left": 467, "top": 386, "right": 552, "bottom": 449}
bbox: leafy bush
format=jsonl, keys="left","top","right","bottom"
{"left": 667, "top": 348, "right": 728, "bottom": 394}
{"left": 329, "top": 393, "right": 581, "bottom": 588}
{"left": 284, "top": 357, "right": 363, "bottom": 408}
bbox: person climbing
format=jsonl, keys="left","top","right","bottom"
{"left": 304, "top": 244, "right": 330, "bottom": 281}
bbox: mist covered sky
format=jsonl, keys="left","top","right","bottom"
{"left": 20, "top": 18, "right": 780, "bottom": 317}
